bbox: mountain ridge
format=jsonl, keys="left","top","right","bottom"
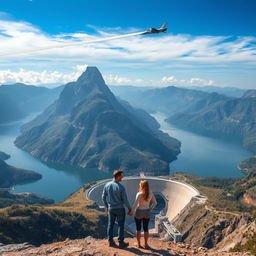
{"left": 167, "top": 93, "right": 256, "bottom": 152}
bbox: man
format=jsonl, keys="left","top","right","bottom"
{"left": 102, "top": 169, "right": 132, "bottom": 248}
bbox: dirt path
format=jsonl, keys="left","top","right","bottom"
{"left": 1, "top": 237, "right": 248, "bottom": 256}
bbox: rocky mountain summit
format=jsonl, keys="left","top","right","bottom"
{"left": 15, "top": 67, "right": 180, "bottom": 175}
{"left": 0, "top": 237, "right": 248, "bottom": 256}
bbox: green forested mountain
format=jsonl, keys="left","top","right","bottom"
{"left": 167, "top": 90, "right": 256, "bottom": 152}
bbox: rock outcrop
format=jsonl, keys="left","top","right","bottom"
{"left": 172, "top": 203, "right": 255, "bottom": 252}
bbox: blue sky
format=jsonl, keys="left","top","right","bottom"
{"left": 0, "top": 0, "right": 256, "bottom": 89}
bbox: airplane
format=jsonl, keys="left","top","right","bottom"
{"left": 143, "top": 22, "right": 168, "bottom": 35}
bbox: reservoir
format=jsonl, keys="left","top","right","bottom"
{"left": 152, "top": 113, "right": 252, "bottom": 178}
{"left": 0, "top": 113, "right": 253, "bottom": 201}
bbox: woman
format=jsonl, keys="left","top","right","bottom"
{"left": 131, "top": 180, "right": 157, "bottom": 248}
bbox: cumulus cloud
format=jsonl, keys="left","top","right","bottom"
{"left": 0, "top": 65, "right": 146, "bottom": 87}
{"left": 160, "top": 76, "right": 215, "bottom": 87}
{"left": 161, "top": 76, "right": 177, "bottom": 84}
{"left": 0, "top": 65, "right": 88, "bottom": 86}
{"left": 104, "top": 74, "right": 131, "bottom": 85}
{"left": 104, "top": 74, "right": 145, "bottom": 86}
{"left": 190, "top": 78, "right": 214, "bottom": 86}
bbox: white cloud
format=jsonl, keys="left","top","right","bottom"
{"left": 0, "top": 67, "right": 150, "bottom": 87}
{"left": 160, "top": 76, "right": 215, "bottom": 87}
{"left": 0, "top": 65, "right": 88, "bottom": 86}
{"left": 190, "top": 78, "right": 214, "bottom": 86}
{"left": 0, "top": 19, "right": 255, "bottom": 65}
{"left": 104, "top": 74, "right": 131, "bottom": 85}
{"left": 0, "top": 18, "right": 255, "bottom": 88}
{"left": 161, "top": 76, "right": 177, "bottom": 84}
{"left": 104, "top": 74, "right": 147, "bottom": 86}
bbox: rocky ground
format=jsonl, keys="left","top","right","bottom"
{"left": 0, "top": 237, "right": 252, "bottom": 256}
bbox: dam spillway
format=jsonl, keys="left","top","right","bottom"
{"left": 86, "top": 176, "right": 200, "bottom": 226}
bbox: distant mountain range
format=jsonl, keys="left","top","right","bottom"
{"left": 167, "top": 90, "right": 256, "bottom": 152}
{"left": 0, "top": 83, "right": 63, "bottom": 123}
{"left": 110, "top": 84, "right": 247, "bottom": 99}
{"left": 184, "top": 85, "right": 246, "bottom": 98}
{"left": 110, "top": 85, "right": 229, "bottom": 115}
{"left": 15, "top": 67, "right": 180, "bottom": 175}
{"left": 111, "top": 85, "right": 256, "bottom": 153}
{"left": 0, "top": 93, "right": 23, "bottom": 123}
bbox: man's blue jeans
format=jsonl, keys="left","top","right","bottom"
{"left": 107, "top": 208, "right": 125, "bottom": 243}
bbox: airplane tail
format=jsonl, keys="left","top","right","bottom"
{"left": 160, "top": 22, "right": 168, "bottom": 30}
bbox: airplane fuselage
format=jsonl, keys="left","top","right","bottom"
{"left": 143, "top": 23, "right": 168, "bottom": 35}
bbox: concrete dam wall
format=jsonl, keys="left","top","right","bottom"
{"left": 87, "top": 176, "right": 200, "bottom": 224}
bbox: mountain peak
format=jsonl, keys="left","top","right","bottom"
{"left": 77, "top": 66, "right": 105, "bottom": 85}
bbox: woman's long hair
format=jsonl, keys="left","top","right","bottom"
{"left": 139, "top": 180, "right": 150, "bottom": 201}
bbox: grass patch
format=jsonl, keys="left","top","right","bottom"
{"left": 0, "top": 182, "right": 107, "bottom": 245}
{"left": 172, "top": 173, "right": 256, "bottom": 213}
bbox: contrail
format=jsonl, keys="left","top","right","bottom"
{"left": 0, "top": 31, "right": 145, "bottom": 57}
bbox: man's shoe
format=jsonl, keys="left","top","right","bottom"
{"left": 118, "top": 241, "right": 129, "bottom": 249}
{"left": 109, "top": 240, "right": 117, "bottom": 247}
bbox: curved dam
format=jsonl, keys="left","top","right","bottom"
{"left": 87, "top": 176, "right": 201, "bottom": 229}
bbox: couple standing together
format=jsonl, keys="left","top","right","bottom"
{"left": 102, "top": 169, "right": 157, "bottom": 249}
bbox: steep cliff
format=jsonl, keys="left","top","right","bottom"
{"left": 171, "top": 173, "right": 256, "bottom": 254}
{"left": 173, "top": 203, "right": 255, "bottom": 250}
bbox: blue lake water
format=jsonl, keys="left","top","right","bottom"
{"left": 152, "top": 113, "right": 252, "bottom": 178}
{"left": 0, "top": 114, "right": 112, "bottom": 202}
{"left": 0, "top": 113, "right": 253, "bottom": 202}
